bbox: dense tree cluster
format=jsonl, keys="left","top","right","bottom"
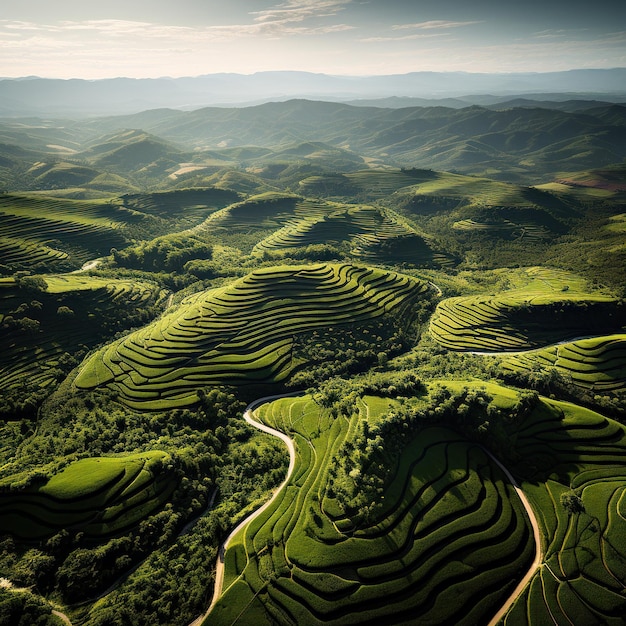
{"left": 322, "top": 381, "right": 539, "bottom": 527}
{"left": 112, "top": 232, "right": 213, "bottom": 272}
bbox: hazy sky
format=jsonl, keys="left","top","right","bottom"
{"left": 1, "top": 0, "right": 625, "bottom": 79}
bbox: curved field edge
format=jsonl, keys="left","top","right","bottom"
{"left": 492, "top": 387, "right": 626, "bottom": 625}
{"left": 0, "top": 451, "right": 177, "bottom": 540}
{"left": 498, "top": 333, "right": 626, "bottom": 394}
{"left": 428, "top": 268, "right": 624, "bottom": 353}
{"left": 73, "top": 263, "right": 431, "bottom": 410}
{"left": 208, "top": 389, "right": 536, "bottom": 626}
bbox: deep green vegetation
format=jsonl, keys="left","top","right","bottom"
{"left": 0, "top": 97, "right": 625, "bottom": 625}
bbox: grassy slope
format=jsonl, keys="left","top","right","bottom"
{"left": 429, "top": 267, "right": 624, "bottom": 352}
{"left": 74, "top": 263, "right": 429, "bottom": 410}
{"left": 210, "top": 391, "right": 534, "bottom": 626}
{"left": 0, "top": 451, "right": 176, "bottom": 540}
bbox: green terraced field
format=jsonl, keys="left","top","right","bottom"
{"left": 0, "top": 236, "right": 69, "bottom": 272}
{"left": 452, "top": 218, "right": 550, "bottom": 241}
{"left": 252, "top": 203, "right": 452, "bottom": 266}
{"left": 74, "top": 263, "right": 430, "bottom": 410}
{"left": 0, "top": 451, "right": 176, "bottom": 540}
{"left": 209, "top": 392, "right": 535, "bottom": 625}
{"left": 0, "top": 195, "right": 132, "bottom": 256}
{"left": 0, "top": 275, "right": 165, "bottom": 402}
{"left": 499, "top": 334, "right": 626, "bottom": 393}
{"left": 429, "top": 267, "right": 623, "bottom": 352}
{"left": 497, "top": 391, "right": 626, "bottom": 625}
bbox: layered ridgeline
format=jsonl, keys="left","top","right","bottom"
{"left": 75, "top": 263, "right": 432, "bottom": 409}
{"left": 499, "top": 334, "right": 626, "bottom": 394}
{"left": 429, "top": 267, "right": 626, "bottom": 352}
{"left": 209, "top": 379, "right": 626, "bottom": 625}
{"left": 0, "top": 451, "right": 176, "bottom": 540}
{"left": 0, "top": 188, "right": 238, "bottom": 273}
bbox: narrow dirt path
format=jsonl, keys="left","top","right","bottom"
{"left": 52, "top": 609, "right": 73, "bottom": 625}
{"left": 189, "top": 394, "right": 542, "bottom": 626}
{"left": 484, "top": 448, "right": 543, "bottom": 626}
{"left": 189, "top": 393, "right": 299, "bottom": 626}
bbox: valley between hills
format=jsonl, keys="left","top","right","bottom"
{"left": 0, "top": 94, "right": 626, "bottom": 626}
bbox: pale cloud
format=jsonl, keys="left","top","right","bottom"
{"left": 392, "top": 20, "right": 482, "bottom": 31}
{"left": 251, "top": 0, "right": 352, "bottom": 23}
{"left": 360, "top": 32, "right": 451, "bottom": 43}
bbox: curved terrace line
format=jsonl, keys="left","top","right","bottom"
{"left": 191, "top": 392, "right": 543, "bottom": 626}
{"left": 189, "top": 393, "right": 300, "bottom": 626}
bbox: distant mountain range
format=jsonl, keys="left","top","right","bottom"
{"left": 1, "top": 98, "right": 625, "bottom": 188}
{"left": 1, "top": 69, "right": 625, "bottom": 116}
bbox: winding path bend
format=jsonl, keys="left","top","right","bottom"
{"left": 190, "top": 395, "right": 542, "bottom": 626}
{"left": 484, "top": 448, "right": 543, "bottom": 626}
{"left": 189, "top": 393, "right": 299, "bottom": 626}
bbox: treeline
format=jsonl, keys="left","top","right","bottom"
{"left": 288, "top": 296, "right": 435, "bottom": 389}
{"left": 323, "top": 378, "right": 539, "bottom": 527}
{"left": 111, "top": 231, "right": 213, "bottom": 272}
{"left": 0, "top": 383, "right": 290, "bottom": 624}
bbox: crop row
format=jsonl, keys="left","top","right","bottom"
{"left": 0, "top": 451, "right": 175, "bottom": 540}
{"left": 429, "top": 291, "right": 621, "bottom": 352}
{"left": 211, "top": 394, "right": 534, "bottom": 625}
{"left": 452, "top": 218, "right": 550, "bottom": 241}
{"left": 503, "top": 395, "right": 626, "bottom": 624}
{"left": 0, "top": 237, "right": 68, "bottom": 270}
{"left": 75, "top": 264, "right": 428, "bottom": 410}
{"left": 500, "top": 334, "right": 626, "bottom": 392}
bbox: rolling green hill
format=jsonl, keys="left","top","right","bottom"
{"left": 428, "top": 267, "right": 624, "bottom": 352}
{"left": 74, "top": 263, "right": 431, "bottom": 409}
{"left": 0, "top": 451, "right": 177, "bottom": 540}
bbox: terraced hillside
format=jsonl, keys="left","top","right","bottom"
{"left": 429, "top": 268, "right": 624, "bottom": 352}
{"left": 209, "top": 391, "right": 535, "bottom": 625}
{"left": 252, "top": 203, "right": 452, "bottom": 267}
{"left": 0, "top": 193, "right": 131, "bottom": 269}
{"left": 0, "top": 188, "right": 237, "bottom": 272}
{"left": 500, "top": 392, "right": 626, "bottom": 625}
{"left": 499, "top": 334, "right": 626, "bottom": 394}
{"left": 74, "top": 263, "right": 430, "bottom": 410}
{"left": 0, "top": 275, "right": 165, "bottom": 416}
{"left": 0, "top": 451, "right": 176, "bottom": 540}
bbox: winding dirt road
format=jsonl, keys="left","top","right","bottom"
{"left": 190, "top": 393, "right": 542, "bottom": 626}
{"left": 484, "top": 448, "right": 543, "bottom": 626}
{"left": 189, "top": 393, "right": 298, "bottom": 626}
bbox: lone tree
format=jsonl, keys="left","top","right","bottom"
{"left": 560, "top": 490, "right": 585, "bottom": 515}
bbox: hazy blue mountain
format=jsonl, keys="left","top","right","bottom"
{"left": 1, "top": 69, "right": 625, "bottom": 116}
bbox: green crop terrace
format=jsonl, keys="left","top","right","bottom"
{"left": 251, "top": 203, "right": 454, "bottom": 267}
{"left": 497, "top": 389, "right": 626, "bottom": 625}
{"left": 0, "top": 451, "right": 176, "bottom": 540}
{"left": 74, "top": 263, "right": 430, "bottom": 410}
{"left": 429, "top": 267, "right": 625, "bottom": 352}
{"left": 499, "top": 334, "right": 626, "bottom": 394}
{"left": 209, "top": 388, "right": 535, "bottom": 625}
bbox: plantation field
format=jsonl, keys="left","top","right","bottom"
{"left": 74, "top": 263, "right": 430, "bottom": 410}
{"left": 0, "top": 194, "right": 130, "bottom": 269}
{"left": 429, "top": 267, "right": 624, "bottom": 352}
{"left": 0, "top": 188, "right": 237, "bottom": 272}
{"left": 497, "top": 390, "right": 626, "bottom": 625}
{"left": 209, "top": 391, "right": 535, "bottom": 625}
{"left": 252, "top": 203, "right": 454, "bottom": 267}
{"left": 0, "top": 275, "right": 165, "bottom": 411}
{"left": 0, "top": 451, "right": 176, "bottom": 540}
{"left": 499, "top": 334, "right": 626, "bottom": 393}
